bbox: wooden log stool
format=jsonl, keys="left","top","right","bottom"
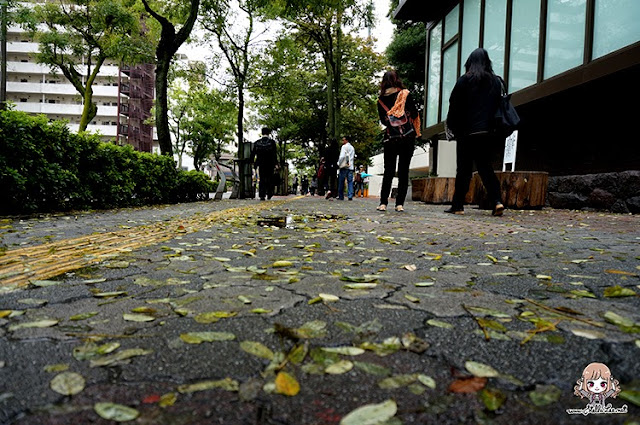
{"left": 469, "top": 171, "right": 548, "bottom": 209}
{"left": 422, "top": 177, "right": 456, "bottom": 204}
{"left": 411, "top": 177, "right": 473, "bottom": 204}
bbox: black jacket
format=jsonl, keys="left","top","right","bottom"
{"left": 446, "top": 74, "right": 501, "bottom": 137}
{"left": 252, "top": 137, "right": 278, "bottom": 167}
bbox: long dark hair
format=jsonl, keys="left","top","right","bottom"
{"left": 379, "top": 70, "right": 406, "bottom": 97}
{"left": 464, "top": 48, "right": 495, "bottom": 81}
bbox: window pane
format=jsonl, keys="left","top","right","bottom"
{"left": 441, "top": 43, "right": 458, "bottom": 120}
{"left": 444, "top": 5, "right": 459, "bottom": 42}
{"left": 593, "top": 0, "right": 640, "bottom": 59}
{"left": 484, "top": 0, "right": 507, "bottom": 77}
{"left": 461, "top": 0, "right": 481, "bottom": 76}
{"left": 426, "top": 23, "right": 442, "bottom": 127}
{"left": 509, "top": 0, "right": 541, "bottom": 92}
{"left": 544, "top": 0, "right": 586, "bottom": 79}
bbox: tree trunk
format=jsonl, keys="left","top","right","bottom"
{"left": 333, "top": 11, "right": 342, "bottom": 140}
{"left": 155, "top": 55, "right": 172, "bottom": 156}
{"left": 141, "top": 0, "right": 200, "bottom": 157}
{"left": 324, "top": 54, "right": 335, "bottom": 144}
{"left": 78, "top": 91, "right": 97, "bottom": 132}
{"left": 237, "top": 83, "right": 247, "bottom": 197}
{"left": 78, "top": 56, "right": 104, "bottom": 132}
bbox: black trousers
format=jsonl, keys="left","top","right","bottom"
{"left": 257, "top": 163, "right": 275, "bottom": 199}
{"left": 380, "top": 137, "right": 414, "bottom": 206}
{"left": 451, "top": 133, "right": 502, "bottom": 209}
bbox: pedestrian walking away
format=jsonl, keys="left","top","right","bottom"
{"left": 324, "top": 140, "right": 339, "bottom": 200}
{"left": 377, "top": 70, "right": 421, "bottom": 212}
{"left": 251, "top": 127, "right": 279, "bottom": 201}
{"left": 354, "top": 165, "right": 365, "bottom": 197}
{"left": 445, "top": 47, "right": 505, "bottom": 217}
{"left": 309, "top": 175, "right": 318, "bottom": 196}
{"left": 316, "top": 157, "right": 327, "bottom": 197}
{"left": 337, "top": 136, "right": 355, "bottom": 200}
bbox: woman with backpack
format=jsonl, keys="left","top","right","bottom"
{"left": 376, "top": 70, "right": 421, "bottom": 212}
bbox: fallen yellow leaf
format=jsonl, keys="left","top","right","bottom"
{"left": 605, "top": 269, "right": 638, "bottom": 276}
{"left": 275, "top": 371, "right": 300, "bottom": 396}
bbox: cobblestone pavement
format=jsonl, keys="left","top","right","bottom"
{"left": 0, "top": 196, "right": 639, "bottom": 425}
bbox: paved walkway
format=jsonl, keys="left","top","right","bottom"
{"left": 0, "top": 196, "right": 639, "bottom": 424}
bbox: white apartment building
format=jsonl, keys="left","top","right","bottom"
{"left": 5, "top": 23, "right": 127, "bottom": 140}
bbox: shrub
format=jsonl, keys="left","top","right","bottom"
{"left": 174, "top": 170, "right": 216, "bottom": 203}
{"left": 0, "top": 110, "right": 213, "bottom": 215}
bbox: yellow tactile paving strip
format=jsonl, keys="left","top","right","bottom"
{"left": 0, "top": 200, "right": 290, "bottom": 288}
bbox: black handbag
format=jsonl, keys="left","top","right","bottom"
{"left": 493, "top": 76, "right": 520, "bottom": 140}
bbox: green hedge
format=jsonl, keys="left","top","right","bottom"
{"left": 0, "top": 110, "right": 214, "bottom": 215}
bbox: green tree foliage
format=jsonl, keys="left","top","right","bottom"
{"left": 140, "top": 0, "right": 201, "bottom": 156}
{"left": 186, "top": 88, "right": 236, "bottom": 171}
{"left": 167, "top": 84, "right": 192, "bottom": 169}
{"left": 257, "top": 0, "right": 374, "bottom": 150}
{"left": 251, "top": 36, "right": 326, "bottom": 168}
{"left": 16, "top": 0, "right": 154, "bottom": 131}
{"left": 385, "top": 0, "right": 426, "bottom": 96}
{"left": 251, "top": 31, "right": 384, "bottom": 171}
{"left": 199, "top": 0, "right": 265, "bottom": 196}
{"left": 168, "top": 62, "right": 236, "bottom": 171}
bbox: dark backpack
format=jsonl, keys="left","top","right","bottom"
{"left": 378, "top": 99, "right": 415, "bottom": 139}
{"left": 254, "top": 137, "right": 273, "bottom": 154}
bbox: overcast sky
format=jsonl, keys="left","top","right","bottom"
{"left": 182, "top": 0, "right": 395, "bottom": 61}
{"left": 369, "top": 0, "right": 394, "bottom": 53}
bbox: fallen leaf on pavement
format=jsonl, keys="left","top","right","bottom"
{"left": 340, "top": 399, "right": 397, "bottom": 425}
{"left": 94, "top": 402, "right": 139, "bottom": 422}
{"left": 50, "top": 372, "right": 85, "bottom": 396}
{"left": 448, "top": 377, "right": 487, "bottom": 393}
{"left": 479, "top": 387, "right": 506, "bottom": 411}
{"left": 275, "top": 371, "right": 300, "bottom": 396}
{"left": 465, "top": 361, "right": 500, "bottom": 378}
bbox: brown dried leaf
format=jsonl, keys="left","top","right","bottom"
{"left": 448, "top": 377, "right": 487, "bottom": 393}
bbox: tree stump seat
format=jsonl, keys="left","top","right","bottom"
{"left": 469, "top": 171, "right": 548, "bottom": 209}
{"left": 411, "top": 171, "right": 548, "bottom": 209}
{"left": 411, "top": 177, "right": 458, "bottom": 204}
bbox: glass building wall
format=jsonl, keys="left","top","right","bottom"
{"left": 423, "top": 0, "right": 640, "bottom": 129}
{"left": 426, "top": 23, "right": 442, "bottom": 127}
{"left": 593, "top": 0, "right": 640, "bottom": 59}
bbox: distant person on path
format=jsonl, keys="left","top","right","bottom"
{"left": 361, "top": 169, "right": 372, "bottom": 197}
{"left": 301, "top": 175, "right": 309, "bottom": 195}
{"left": 354, "top": 165, "right": 365, "bottom": 197}
{"left": 445, "top": 48, "right": 504, "bottom": 217}
{"left": 377, "top": 70, "right": 420, "bottom": 212}
{"left": 309, "top": 175, "right": 318, "bottom": 196}
{"left": 337, "top": 136, "right": 355, "bottom": 200}
{"left": 316, "top": 157, "right": 327, "bottom": 196}
{"left": 251, "top": 127, "right": 278, "bottom": 201}
{"left": 324, "top": 140, "right": 339, "bottom": 200}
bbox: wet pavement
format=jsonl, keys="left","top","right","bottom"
{"left": 0, "top": 195, "right": 639, "bottom": 425}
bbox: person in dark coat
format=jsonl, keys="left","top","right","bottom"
{"left": 445, "top": 48, "right": 504, "bottom": 216}
{"left": 251, "top": 127, "right": 278, "bottom": 201}
{"left": 324, "top": 140, "right": 339, "bottom": 200}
